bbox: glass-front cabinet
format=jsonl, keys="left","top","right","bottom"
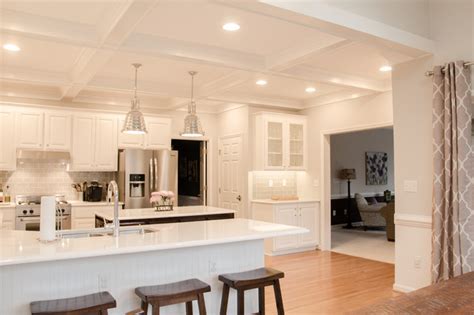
{"left": 254, "top": 113, "right": 307, "bottom": 170}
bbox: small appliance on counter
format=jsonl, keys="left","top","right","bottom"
{"left": 83, "top": 181, "right": 103, "bottom": 202}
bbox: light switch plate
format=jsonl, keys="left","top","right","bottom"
{"left": 313, "top": 180, "right": 319, "bottom": 187}
{"left": 403, "top": 180, "right": 418, "bottom": 192}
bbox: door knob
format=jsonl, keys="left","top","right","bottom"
{"left": 236, "top": 195, "right": 242, "bottom": 201}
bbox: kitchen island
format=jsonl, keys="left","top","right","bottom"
{"left": 0, "top": 218, "right": 306, "bottom": 314}
{"left": 95, "top": 206, "right": 235, "bottom": 227}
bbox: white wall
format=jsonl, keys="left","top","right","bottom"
{"left": 330, "top": 128, "right": 394, "bottom": 198}
{"left": 392, "top": 0, "right": 473, "bottom": 292}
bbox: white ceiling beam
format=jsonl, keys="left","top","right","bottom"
{"left": 60, "top": 0, "right": 159, "bottom": 100}
{"left": 281, "top": 64, "right": 391, "bottom": 92}
{"left": 0, "top": 66, "right": 71, "bottom": 86}
{"left": 302, "top": 89, "right": 378, "bottom": 109}
{"left": 207, "top": 92, "right": 303, "bottom": 110}
{"left": 197, "top": 70, "right": 255, "bottom": 99}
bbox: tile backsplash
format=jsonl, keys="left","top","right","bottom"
{"left": 252, "top": 171, "right": 297, "bottom": 199}
{"left": 0, "top": 160, "right": 116, "bottom": 201}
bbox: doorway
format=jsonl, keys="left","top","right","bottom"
{"left": 171, "top": 139, "right": 207, "bottom": 206}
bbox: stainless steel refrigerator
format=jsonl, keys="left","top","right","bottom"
{"left": 118, "top": 149, "right": 178, "bottom": 209}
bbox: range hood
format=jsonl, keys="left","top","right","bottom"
{"left": 17, "top": 150, "right": 70, "bottom": 162}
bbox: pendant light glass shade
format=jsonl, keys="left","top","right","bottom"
{"left": 181, "top": 71, "right": 204, "bottom": 137}
{"left": 122, "top": 63, "right": 147, "bottom": 134}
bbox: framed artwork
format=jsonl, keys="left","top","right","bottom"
{"left": 365, "top": 152, "right": 388, "bottom": 185}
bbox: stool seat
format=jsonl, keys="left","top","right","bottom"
{"left": 219, "top": 267, "right": 284, "bottom": 289}
{"left": 31, "top": 291, "right": 116, "bottom": 315}
{"left": 136, "top": 279, "right": 210, "bottom": 315}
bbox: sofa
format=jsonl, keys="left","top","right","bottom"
{"left": 354, "top": 193, "right": 387, "bottom": 228}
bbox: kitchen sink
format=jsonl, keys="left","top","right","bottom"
{"left": 57, "top": 227, "right": 156, "bottom": 239}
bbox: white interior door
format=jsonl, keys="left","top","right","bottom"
{"left": 218, "top": 135, "right": 243, "bottom": 216}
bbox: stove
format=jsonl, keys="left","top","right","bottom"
{"left": 15, "top": 195, "right": 72, "bottom": 231}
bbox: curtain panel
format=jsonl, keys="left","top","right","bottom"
{"left": 432, "top": 61, "right": 473, "bottom": 283}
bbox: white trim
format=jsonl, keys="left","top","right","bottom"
{"left": 393, "top": 283, "right": 417, "bottom": 293}
{"left": 395, "top": 213, "right": 432, "bottom": 229}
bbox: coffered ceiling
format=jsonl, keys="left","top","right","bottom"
{"left": 0, "top": 0, "right": 430, "bottom": 113}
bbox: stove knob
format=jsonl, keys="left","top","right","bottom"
{"left": 62, "top": 209, "right": 65, "bottom": 213}
{"left": 23, "top": 210, "right": 27, "bottom": 215}
{"left": 29, "top": 209, "right": 34, "bottom": 214}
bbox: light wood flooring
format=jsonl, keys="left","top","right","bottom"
{"left": 263, "top": 250, "right": 400, "bottom": 314}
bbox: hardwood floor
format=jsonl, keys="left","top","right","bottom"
{"left": 263, "top": 250, "right": 400, "bottom": 314}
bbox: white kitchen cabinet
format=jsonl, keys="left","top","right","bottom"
{"left": 0, "top": 207, "right": 15, "bottom": 230}
{"left": 44, "top": 112, "right": 71, "bottom": 151}
{"left": 0, "top": 111, "right": 16, "bottom": 170}
{"left": 118, "top": 116, "right": 171, "bottom": 150}
{"left": 251, "top": 201, "right": 319, "bottom": 255}
{"left": 145, "top": 117, "right": 171, "bottom": 149}
{"left": 16, "top": 111, "right": 44, "bottom": 149}
{"left": 254, "top": 113, "right": 307, "bottom": 170}
{"left": 69, "top": 114, "right": 117, "bottom": 171}
{"left": 94, "top": 116, "right": 117, "bottom": 170}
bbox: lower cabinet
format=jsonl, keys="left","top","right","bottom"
{"left": 1, "top": 207, "right": 15, "bottom": 230}
{"left": 71, "top": 204, "right": 116, "bottom": 230}
{"left": 251, "top": 201, "right": 319, "bottom": 255}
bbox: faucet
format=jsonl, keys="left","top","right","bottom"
{"left": 107, "top": 180, "right": 120, "bottom": 237}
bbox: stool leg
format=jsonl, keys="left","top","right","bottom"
{"left": 258, "top": 286, "right": 265, "bottom": 315}
{"left": 273, "top": 280, "right": 284, "bottom": 315}
{"left": 151, "top": 302, "right": 160, "bottom": 315}
{"left": 237, "top": 289, "right": 244, "bottom": 315}
{"left": 197, "top": 293, "right": 207, "bottom": 315}
{"left": 186, "top": 301, "right": 193, "bottom": 315}
{"left": 220, "top": 284, "right": 230, "bottom": 315}
{"left": 141, "top": 301, "right": 149, "bottom": 315}
{"left": 99, "top": 310, "right": 108, "bottom": 315}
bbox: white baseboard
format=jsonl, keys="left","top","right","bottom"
{"left": 393, "top": 283, "right": 416, "bottom": 293}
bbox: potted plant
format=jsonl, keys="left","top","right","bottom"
{"left": 150, "top": 191, "right": 175, "bottom": 211}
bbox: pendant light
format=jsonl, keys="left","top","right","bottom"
{"left": 122, "top": 63, "right": 147, "bottom": 134}
{"left": 180, "top": 71, "right": 204, "bottom": 137}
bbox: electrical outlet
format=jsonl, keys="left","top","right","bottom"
{"left": 98, "top": 275, "right": 108, "bottom": 291}
{"left": 414, "top": 256, "right": 422, "bottom": 269}
{"left": 332, "top": 210, "right": 336, "bottom": 216}
{"left": 313, "top": 180, "right": 319, "bottom": 187}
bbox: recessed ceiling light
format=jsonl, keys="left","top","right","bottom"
{"left": 351, "top": 94, "right": 359, "bottom": 98}
{"left": 222, "top": 22, "right": 240, "bottom": 31}
{"left": 256, "top": 79, "right": 267, "bottom": 86}
{"left": 379, "top": 65, "right": 392, "bottom": 72}
{"left": 305, "top": 87, "right": 316, "bottom": 93}
{"left": 3, "top": 43, "right": 20, "bottom": 52}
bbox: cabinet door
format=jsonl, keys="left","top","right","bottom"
{"left": 94, "top": 116, "right": 118, "bottom": 171}
{"left": 298, "top": 203, "right": 318, "bottom": 247}
{"left": 117, "top": 118, "right": 144, "bottom": 148}
{"left": 1, "top": 208, "right": 15, "bottom": 230}
{"left": 44, "top": 112, "right": 71, "bottom": 151}
{"left": 16, "top": 111, "right": 43, "bottom": 149}
{"left": 264, "top": 119, "right": 285, "bottom": 169}
{"left": 0, "top": 111, "right": 16, "bottom": 170}
{"left": 145, "top": 117, "right": 171, "bottom": 149}
{"left": 287, "top": 121, "right": 306, "bottom": 170}
{"left": 274, "top": 205, "right": 298, "bottom": 250}
{"left": 70, "top": 115, "right": 95, "bottom": 171}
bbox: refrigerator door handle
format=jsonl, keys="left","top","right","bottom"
{"left": 154, "top": 156, "right": 159, "bottom": 192}
{"left": 149, "top": 157, "right": 154, "bottom": 194}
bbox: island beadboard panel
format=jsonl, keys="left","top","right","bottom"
{"left": 0, "top": 240, "right": 264, "bottom": 315}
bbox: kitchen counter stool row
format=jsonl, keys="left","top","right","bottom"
{"left": 30, "top": 267, "right": 285, "bottom": 315}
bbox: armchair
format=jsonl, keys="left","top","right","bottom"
{"left": 354, "top": 193, "right": 387, "bottom": 228}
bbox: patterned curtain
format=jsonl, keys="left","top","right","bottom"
{"left": 432, "top": 61, "right": 474, "bottom": 283}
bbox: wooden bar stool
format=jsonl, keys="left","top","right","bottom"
{"left": 218, "top": 267, "right": 285, "bottom": 315}
{"left": 135, "top": 278, "right": 211, "bottom": 315}
{"left": 30, "top": 291, "right": 116, "bottom": 315}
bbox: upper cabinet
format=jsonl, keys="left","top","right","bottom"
{"left": 0, "top": 110, "right": 16, "bottom": 171}
{"left": 69, "top": 114, "right": 117, "bottom": 171}
{"left": 16, "top": 110, "right": 71, "bottom": 151}
{"left": 16, "top": 111, "right": 44, "bottom": 149}
{"left": 118, "top": 116, "right": 171, "bottom": 150}
{"left": 254, "top": 113, "right": 307, "bottom": 171}
{"left": 44, "top": 112, "right": 71, "bottom": 151}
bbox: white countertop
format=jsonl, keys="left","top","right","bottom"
{"left": 0, "top": 218, "right": 307, "bottom": 266}
{"left": 0, "top": 202, "right": 15, "bottom": 209}
{"left": 96, "top": 206, "right": 235, "bottom": 221}
{"left": 69, "top": 201, "right": 124, "bottom": 207}
{"left": 251, "top": 199, "right": 319, "bottom": 204}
